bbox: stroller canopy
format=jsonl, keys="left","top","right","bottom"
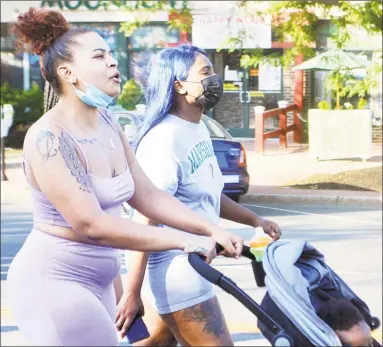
{"left": 262, "top": 241, "right": 373, "bottom": 347}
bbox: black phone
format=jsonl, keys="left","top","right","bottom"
{"left": 126, "top": 315, "right": 150, "bottom": 344}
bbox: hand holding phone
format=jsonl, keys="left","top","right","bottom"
{"left": 126, "top": 314, "right": 150, "bottom": 344}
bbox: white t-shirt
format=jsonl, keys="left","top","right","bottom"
{"left": 136, "top": 114, "right": 224, "bottom": 229}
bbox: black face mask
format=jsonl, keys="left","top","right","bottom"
{"left": 190, "top": 75, "right": 224, "bottom": 113}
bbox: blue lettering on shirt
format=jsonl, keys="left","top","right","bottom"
{"left": 187, "top": 140, "right": 215, "bottom": 174}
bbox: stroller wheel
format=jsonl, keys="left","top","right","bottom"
{"left": 371, "top": 316, "right": 381, "bottom": 330}
{"left": 272, "top": 333, "right": 294, "bottom": 347}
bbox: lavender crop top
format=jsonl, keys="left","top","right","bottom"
{"left": 23, "top": 109, "right": 135, "bottom": 228}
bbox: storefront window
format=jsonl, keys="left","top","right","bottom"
{"left": 1, "top": 52, "right": 23, "bottom": 90}
{"left": 129, "top": 51, "right": 156, "bottom": 88}
{"left": 1, "top": 24, "right": 18, "bottom": 51}
{"left": 129, "top": 25, "right": 179, "bottom": 49}
{"left": 1, "top": 24, "right": 23, "bottom": 89}
{"left": 30, "top": 54, "right": 44, "bottom": 90}
{"left": 128, "top": 25, "right": 180, "bottom": 87}
{"left": 72, "top": 23, "right": 117, "bottom": 51}
{"left": 222, "top": 50, "right": 283, "bottom": 110}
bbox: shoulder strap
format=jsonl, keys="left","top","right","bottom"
{"left": 98, "top": 108, "right": 119, "bottom": 135}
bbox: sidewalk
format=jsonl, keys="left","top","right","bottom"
{"left": 240, "top": 138, "right": 382, "bottom": 206}
{"left": 1, "top": 139, "right": 382, "bottom": 206}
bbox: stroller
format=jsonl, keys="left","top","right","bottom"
{"left": 188, "top": 241, "right": 381, "bottom": 347}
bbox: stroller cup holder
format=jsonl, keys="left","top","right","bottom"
{"left": 188, "top": 244, "right": 295, "bottom": 347}
{"left": 229, "top": 244, "right": 267, "bottom": 287}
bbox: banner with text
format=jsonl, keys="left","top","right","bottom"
{"left": 192, "top": 14, "right": 271, "bottom": 49}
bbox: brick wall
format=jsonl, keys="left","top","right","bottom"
{"left": 214, "top": 93, "right": 243, "bottom": 129}
{"left": 303, "top": 70, "right": 313, "bottom": 117}
{"left": 283, "top": 66, "right": 295, "bottom": 126}
{"left": 372, "top": 126, "right": 382, "bottom": 144}
{"left": 214, "top": 92, "right": 281, "bottom": 130}
{"left": 283, "top": 67, "right": 295, "bottom": 105}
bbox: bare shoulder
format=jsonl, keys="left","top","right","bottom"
{"left": 23, "top": 111, "right": 62, "bottom": 160}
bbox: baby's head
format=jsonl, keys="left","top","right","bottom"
{"left": 317, "top": 298, "right": 373, "bottom": 347}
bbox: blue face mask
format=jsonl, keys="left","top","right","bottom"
{"left": 71, "top": 77, "right": 115, "bottom": 108}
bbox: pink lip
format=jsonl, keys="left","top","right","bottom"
{"left": 110, "top": 71, "right": 121, "bottom": 82}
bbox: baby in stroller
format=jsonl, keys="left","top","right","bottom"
{"left": 258, "top": 241, "right": 381, "bottom": 347}
{"left": 260, "top": 285, "right": 376, "bottom": 346}
{"left": 187, "top": 240, "right": 381, "bottom": 347}
{"left": 317, "top": 295, "right": 373, "bottom": 346}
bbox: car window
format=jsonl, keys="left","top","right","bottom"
{"left": 202, "top": 116, "right": 232, "bottom": 140}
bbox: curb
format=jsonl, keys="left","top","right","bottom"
{"left": 0, "top": 162, "right": 22, "bottom": 169}
{"left": 240, "top": 193, "right": 382, "bottom": 207}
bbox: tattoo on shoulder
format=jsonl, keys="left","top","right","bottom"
{"left": 58, "top": 132, "right": 91, "bottom": 193}
{"left": 77, "top": 138, "right": 97, "bottom": 145}
{"left": 36, "top": 130, "right": 57, "bottom": 161}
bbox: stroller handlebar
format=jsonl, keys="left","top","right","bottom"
{"left": 188, "top": 244, "right": 255, "bottom": 285}
{"left": 188, "top": 243, "right": 297, "bottom": 347}
{"left": 215, "top": 244, "right": 256, "bottom": 260}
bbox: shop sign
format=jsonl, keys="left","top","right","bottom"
{"left": 192, "top": 14, "right": 271, "bottom": 49}
{"left": 40, "top": 0, "right": 184, "bottom": 11}
{"left": 258, "top": 62, "right": 281, "bottom": 91}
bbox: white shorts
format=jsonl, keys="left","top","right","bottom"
{"left": 125, "top": 250, "right": 215, "bottom": 315}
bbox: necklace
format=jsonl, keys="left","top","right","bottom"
{"left": 75, "top": 116, "right": 115, "bottom": 150}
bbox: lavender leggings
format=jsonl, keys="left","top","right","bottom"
{"left": 7, "top": 229, "right": 121, "bottom": 346}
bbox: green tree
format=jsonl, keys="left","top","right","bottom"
{"left": 118, "top": 79, "right": 144, "bottom": 110}
{"left": 118, "top": 1, "right": 382, "bottom": 109}
{"left": 1, "top": 83, "right": 43, "bottom": 126}
{"left": 118, "top": 1, "right": 382, "bottom": 68}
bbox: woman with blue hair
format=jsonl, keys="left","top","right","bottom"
{"left": 116, "top": 45, "right": 281, "bottom": 346}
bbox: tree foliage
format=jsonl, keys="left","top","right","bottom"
{"left": 118, "top": 79, "right": 144, "bottom": 110}
{"left": 119, "top": 0, "right": 382, "bottom": 106}
{"left": 119, "top": 1, "right": 382, "bottom": 66}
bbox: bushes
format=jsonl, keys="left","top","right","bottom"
{"left": 1, "top": 82, "right": 44, "bottom": 126}
{"left": 117, "top": 79, "right": 144, "bottom": 110}
{"left": 1, "top": 82, "right": 44, "bottom": 148}
{"left": 318, "top": 100, "right": 330, "bottom": 110}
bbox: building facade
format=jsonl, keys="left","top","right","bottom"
{"left": 1, "top": 1, "right": 381, "bottom": 138}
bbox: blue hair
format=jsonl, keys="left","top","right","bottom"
{"left": 133, "top": 44, "right": 207, "bottom": 151}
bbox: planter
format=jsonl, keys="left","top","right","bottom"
{"left": 308, "top": 109, "right": 372, "bottom": 160}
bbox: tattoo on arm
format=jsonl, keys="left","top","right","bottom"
{"left": 36, "top": 130, "right": 57, "bottom": 161}
{"left": 181, "top": 297, "right": 227, "bottom": 338}
{"left": 58, "top": 132, "right": 91, "bottom": 193}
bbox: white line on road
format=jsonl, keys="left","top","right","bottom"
{"left": 0, "top": 234, "right": 29, "bottom": 238}
{"left": 243, "top": 204, "right": 382, "bottom": 226}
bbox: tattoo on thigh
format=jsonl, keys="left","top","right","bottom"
{"left": 58, "top": 132, "right": 91, "bottom": 193}
{"left": 36, "top": 130, "right": 57, "bottom": 161}
{"left": 181, "top": 298, "right": 226, "bottom": 338}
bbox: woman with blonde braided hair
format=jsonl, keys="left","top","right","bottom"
{"left": 43, "top": 81, "right": 59, "bottom": 113}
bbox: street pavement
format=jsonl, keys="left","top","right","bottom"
{"left": 1, "top": 199, "right": 382, "bottom": 346}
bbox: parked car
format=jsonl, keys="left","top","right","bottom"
{"left": 112, "top": 108, "right": 249, "bottom": 202}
